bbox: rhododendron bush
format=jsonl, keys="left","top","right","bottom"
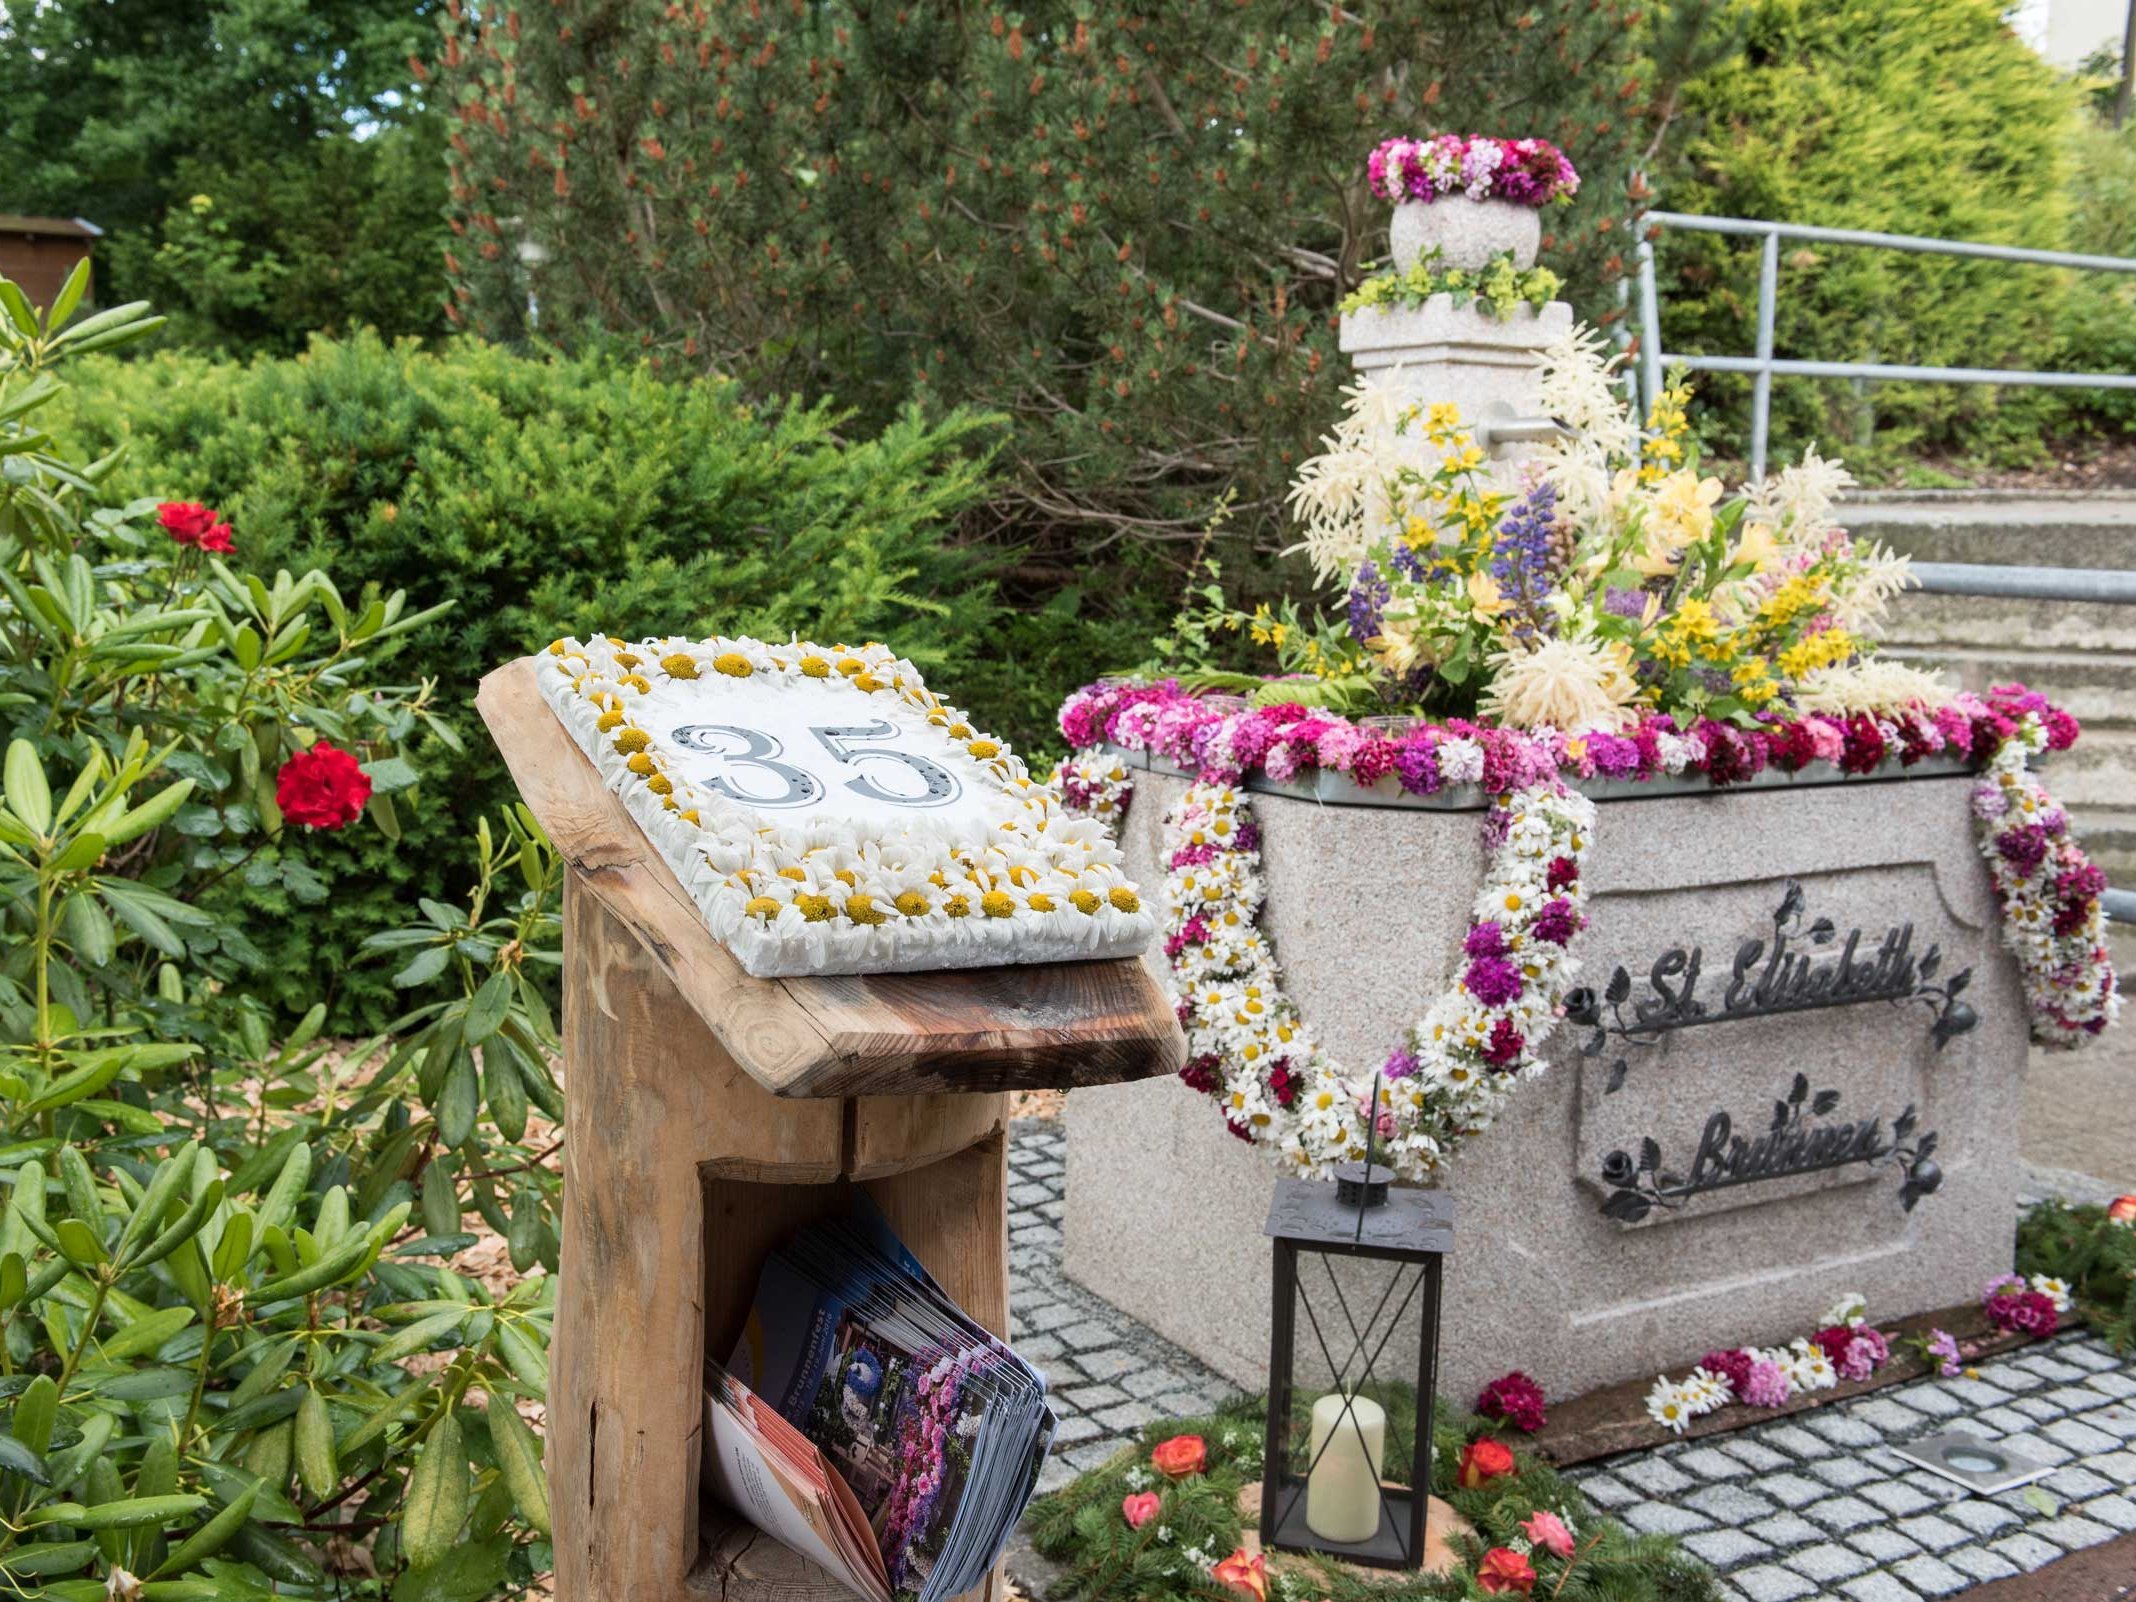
{"left": 0, "top": 273, "right": 560, "bottom": 1595}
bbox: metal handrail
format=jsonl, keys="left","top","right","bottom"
{"left": 1634, "top": 212, "right": 2136, "bottom": 480}
{"left": 1907, "top": 563, "right": 2136, "bottom": 604}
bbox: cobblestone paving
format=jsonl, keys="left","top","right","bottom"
{"left": 1010, "top": 1121, "right": 2136, "bottom": 1587}
{"left": 1007, "top": 1121, "right": 1241, "bottom": 1493}
{"left": 1564, "top": 1333, "right": 2136, "bottom": 1600}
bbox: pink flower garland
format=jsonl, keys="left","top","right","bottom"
{"left": 1058, "top": 679, "right": 2119, "bottom": 1052}
{"left": 1058, "top": 678, "right": 2072, "bottom": 800}
{"left": 1366, "top": 135, "right": 1580, "bottom": 208}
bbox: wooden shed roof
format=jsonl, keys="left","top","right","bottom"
{"left": 0, "top": 216, "right": 104, "bottom": 240}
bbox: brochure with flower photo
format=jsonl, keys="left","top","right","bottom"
{"left": 719, "top": 1198, "right": 1057, "bottom": 1602}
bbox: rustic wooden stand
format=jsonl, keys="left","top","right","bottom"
{"left": 478, "top": 658, "right": 1183, "bottom": 1602}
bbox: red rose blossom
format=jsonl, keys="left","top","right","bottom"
{"left": 1477, "top": 1546, "right": 1537, "bottom": 1595}
{"left": 1456, "top": 1437, "right": 1515, "bottom": 1488}
{"left": 1120, "top": 1491, "right": 1160, "bottom": 1529}
{"left": 158, "top": 500, "right": 235, "bottom": 553}
{"left": 275, "top": 744, "right": 373, "bottom": 830}
{"left": 158, "top": 501, "right": 218, "bottom": 543}
{"left": 1150, "top": 1433, "right": 1206, "bottom": 1478}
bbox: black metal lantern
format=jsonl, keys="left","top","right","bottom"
{"left": 1259, "top": 1157, "right": 1455, "bottom": 1569}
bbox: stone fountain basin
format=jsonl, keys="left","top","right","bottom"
{"left": 1063, "top": 754, "right": 2026, "bottom": 1407}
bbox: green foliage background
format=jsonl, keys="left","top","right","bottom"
{"left": 53, "top": 334, "right": 1024, "bottom": 1025}
{"left": 431, "top": 0, "right": 1666, "bottom": 686}
{"left": 0, "top": 0, "right": 449, "bottom": 351}
{"left": 1648, "top": 0, "right": 2128, "bottom": 467}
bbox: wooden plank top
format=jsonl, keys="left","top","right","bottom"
{"left": 477, "top": 656, "right": 1185, "bottom": 1099}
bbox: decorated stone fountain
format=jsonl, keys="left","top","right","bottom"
{"left": 1053, "top": 136, "right": 2119, "bottom": 1414}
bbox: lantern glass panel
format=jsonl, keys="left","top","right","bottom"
{"left": 1261, "top": 1174, "right": 1453, "bottom": 1572}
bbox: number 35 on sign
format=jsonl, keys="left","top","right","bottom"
{"left": 534, "top": 636, "right": 1157, "bottom": 977}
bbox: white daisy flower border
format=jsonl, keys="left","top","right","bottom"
{"left": 1055, "top": 759, "right": 1594, "bottom": 1183}
{"left": 536, "top": 635, "right": 1156, "bottom": 977}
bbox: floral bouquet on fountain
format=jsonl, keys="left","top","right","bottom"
{"left": 1052, "top": 327, "right": 2120, "bottom": 1185}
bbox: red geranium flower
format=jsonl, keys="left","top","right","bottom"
{"left": 276, "top": 744, "right": 373, "bottom": 830}
{"left": 1476, "top": 1371, "right": 1548, "bottom": 1433}
{"left": 1477, "top": 1545, "right": 1537, "bottom": 1594}
{"left": 1456, "top": 1437, "right": 1515, "bottom": 1488}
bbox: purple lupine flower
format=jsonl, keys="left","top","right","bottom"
{"left": 1490, "top": 481, "right": 1558, "bottom": 611}
{"left": 1348, "top": 560, "right": 1393, "bottom": 648}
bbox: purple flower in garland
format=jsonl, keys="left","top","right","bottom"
{"left": 1382, "top": 1046, "right": 1421, "bottom": 1082}
{"left": 1465, "top": 955, "right": 1524, "bottom": 1006}
{"left": 1392, "top": 736, "right": 1443, "bottom": 795}
{"left": 1602, "top": 586, "right": 1651, "bottom": 621}
{"left": 1531, "top": 897, "right": 1580, "bottom": 946}
{"left": 1998, "top": 824, "right": 2051, "bottom": 877}
{"left": 1464, "top": 921, "right": 1509, "bottom": 959}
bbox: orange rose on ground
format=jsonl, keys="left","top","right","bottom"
{"left": 1456, "top": 1436, "right": 1516, "bottom": 1488}
{"left": 1211, "top": 1548, "right": 1267, "bottom": 1602}
{"left": 2109, "top": 1194, "right": 2136, "bottom": 1225}
{"left": 1150, "top": 1433, "right": 1207, "bottom": 1478}
{"left": 1477, "top": 1546, "right": 1537, "bottom": 1594}
{"left": 1120, "top": 1492, "right": 1160, "bottom": 1529}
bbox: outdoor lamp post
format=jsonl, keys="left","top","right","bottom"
{"left": 1259, "top": 1143, "right": 1455, "bottom": 1570}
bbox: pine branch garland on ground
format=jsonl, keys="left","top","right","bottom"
{"left": 1028, "top": 1395, "right": 1720, "bottom": 1601}
{"left": 2017, "top": 1201, "right": 2136, "bottom": 1353}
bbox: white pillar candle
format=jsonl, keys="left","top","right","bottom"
{"left": 1304, "top": 1391, "right": 1386, "bottom": 1544}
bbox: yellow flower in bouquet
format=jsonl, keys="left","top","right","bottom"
{"left": 1465, "top": 571, "right": 1514, "bottom": 622}
{"left": 1650, "top": 470, "right": 1724, "bottom": 543}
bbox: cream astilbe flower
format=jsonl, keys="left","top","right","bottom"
{"left": 1285, "top": 373, "right": 1428, "bottom": 584}
{"left": 1750, "top": 445, "right": 1855, "bottom": 548}
{"left": 1534, "top": 324, "right": 1638, "bottom": 460}
{"left": 1794, "top": 659, "right": 1957, "bottom": 715}
{"left": 1479, "top": 634, "right": 1644, "bottom": 733}
{"left": 1827, "top": 540, "right": 1914, "bottom": 631}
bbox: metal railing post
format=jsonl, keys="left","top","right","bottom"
{"left": 1635, "top": 231, "right": 1664, "bottom": 419}
{"left": 1750, "top": 228, "right": 1780, "bottom": 482}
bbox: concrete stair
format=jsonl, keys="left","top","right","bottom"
{"left": 1845, "top": 494, "right": 2136, "bottom": 880}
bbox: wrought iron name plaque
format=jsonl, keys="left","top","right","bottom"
{"left": 1567, "top": 880, "right": 1977, "bottom": 1093}
{"left": 1598, "top": 1074, "right": 1942, "bottom": 1224}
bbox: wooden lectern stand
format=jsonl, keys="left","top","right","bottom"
{"left": 478, "top": 659, "right": 1183, "bottom": 1602}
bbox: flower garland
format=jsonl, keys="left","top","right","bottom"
{"left": 1642, "top": 1279, "right": 2076, "bottom": 1435}
{"left": 1339, "top": 248, "right": 1564, "bottom": 322}
{"left": 1053, "top": 677, "right": 2119, "bottom": 1176}
{"left": 1971, "top": 710, "right": 2122, "bottom": 1044}
{"left": 536, "top": 634, "right": 1154, "bottom": 977}
{"left": 1366, "top": 135, "right": 1580, "bottom": 207}
{"left": 1058, "top": 677, "right": 2087, "bottom": 801}
{"left": 1084, "top": 764, "right": 1591, "bottom": 1183}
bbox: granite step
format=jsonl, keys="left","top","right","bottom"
{"left": 1841, "top": 497, "right": 2136, "bottom": 879}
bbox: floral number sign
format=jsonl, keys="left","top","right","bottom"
{"left": 538, "top": 635, "right": 1155, "bottom": 977}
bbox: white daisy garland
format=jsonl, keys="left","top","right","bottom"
{"left": 1971, "top": 717, "right": 2122, "bottom": 1045}
{"left": 1070, "top": 772, "right": 1593, "bottom": 1183}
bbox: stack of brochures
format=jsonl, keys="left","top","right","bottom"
{"left": 705, "top": 1198, "right": 1057, "bottom": 1602}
